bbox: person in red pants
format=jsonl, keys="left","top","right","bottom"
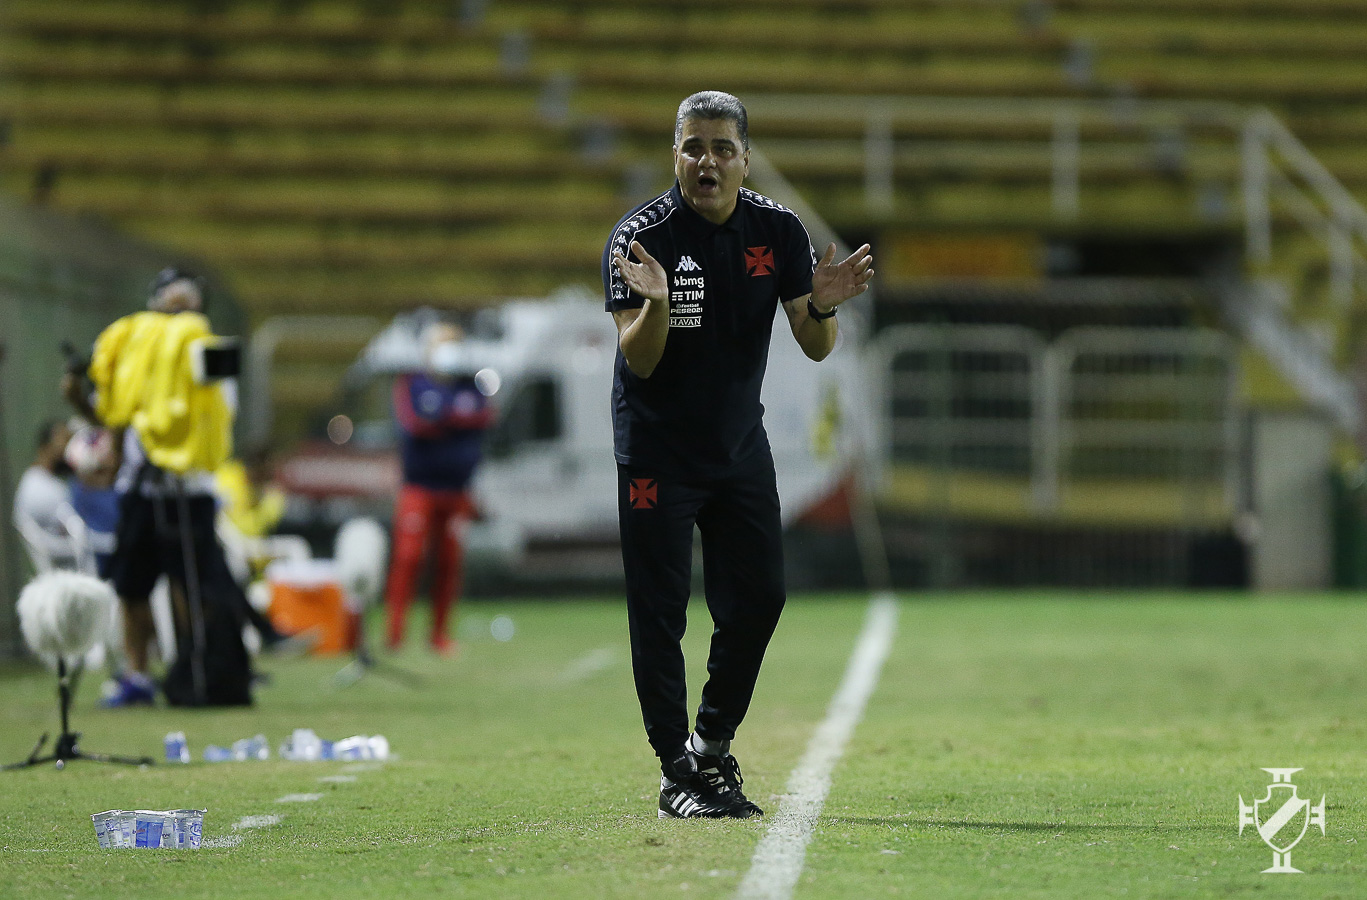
{"left": 383, "top": 321, "right": 494, "bottom": 656}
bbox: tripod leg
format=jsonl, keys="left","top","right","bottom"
{"left": 71, "top": 749, "right": 155, "bottom": 766}
{"left": 57, "top": 658, "right": 72, "bottom": 741}
{"left": 172, "top": 484, "right": 209, "bottom": 705}
{"left": 1, "top": 733, "right": 51, "bottom": 769}
{"left": 332, "top": 610, "right": 424, "bottom": 690}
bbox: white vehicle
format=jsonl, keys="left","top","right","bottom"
{"left": 278, "top": 286, "right": 873, "bottom": 578}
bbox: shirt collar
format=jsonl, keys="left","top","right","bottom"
{"left": 670, "top": 182, "right": 745, "bottom": 238}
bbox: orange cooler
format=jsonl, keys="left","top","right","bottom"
{"left": 265, "top": 559, "right": 350, "bottom": 655}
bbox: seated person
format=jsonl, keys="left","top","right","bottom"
{"left": 216, "top": 447, "right": 286, "bottom": 559}
{"left": 215, "top": 449, "right": 310, "bottom": 655}
{"left": 12, "top": 419, "right": 79, "bottom": 570}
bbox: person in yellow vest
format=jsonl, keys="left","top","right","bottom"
{"left": 63, "top": 268, "right": 253, "bottom": 707}
{"left": 216, "top": 449, "right": 286, "bottom": 543}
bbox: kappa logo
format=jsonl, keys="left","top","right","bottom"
{"left": 629, "top": 478, "right": 658, "bottom": 510}
{"left": 745, "top": 246, "right": 775, "bottom": 277}
{"left": 1238, "top": 768, "right": 1326, "bottom": 874}
{"left": 676, "top": 256, "right": 702, "bottom": 273}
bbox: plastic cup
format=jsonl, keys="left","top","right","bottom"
{"left": 133, "top": 811, "right": 165, "bottom": 848}
{"left": 91, "top": 810, "right": 119, "bottom": 849}
{"left": 171, "top": 809, "right": 205, "bottom": 849}
{"left": 111, "top": 812, "right": 136, "bottom": 848}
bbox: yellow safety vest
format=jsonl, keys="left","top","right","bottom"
{"left": 89, "top": 311, "right": 234, "bottom": 474}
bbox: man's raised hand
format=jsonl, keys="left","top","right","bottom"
{"left": 810, "top": 242, "right": 874, "bottom": 314}
{"left": 613, "top": 241, "right": 669, "bottom": 303}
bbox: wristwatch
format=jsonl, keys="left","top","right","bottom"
{"left": 807, "top": 298, "right": 837, "bottom": 320}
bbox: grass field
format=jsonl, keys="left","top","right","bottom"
{"left": 2, "top": 592, "right": 1365, "bottom": 899}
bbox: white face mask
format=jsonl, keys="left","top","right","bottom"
{"left": 428, "top": 341, "right": 469, "bottom": 376}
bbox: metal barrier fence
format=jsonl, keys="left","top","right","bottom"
{"left": 872, "top": 324, "right": 1240, "bottom": 586}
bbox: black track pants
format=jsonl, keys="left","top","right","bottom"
{"left": 617, "top": 457, "right": 787, "bottom": 762}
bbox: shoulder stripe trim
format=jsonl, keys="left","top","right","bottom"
{"left": 608, "top": 191, "right": 676, "bottom": 304}
{"left": 609, "top": 191, "right": 676, "bottom": 251}
{"left": 739, "top": 187, "right": 797, "bottom": 217}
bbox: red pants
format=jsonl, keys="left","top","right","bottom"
{"left": 384, "top": 484, "right": 473, "bottom": 647}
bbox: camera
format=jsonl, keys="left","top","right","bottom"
{"left": 60, "top": 341, "right": 89, "bottom": 377}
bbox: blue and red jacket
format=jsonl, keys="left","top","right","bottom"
{"left": 393, "top": 373, "right": 493, "bottom": 491}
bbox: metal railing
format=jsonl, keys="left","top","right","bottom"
{"left": 873, "top": 323, "right": 1240, "bottom": 525}
{"left": 746, "top": 93, "right": 1366, "bottom": 433}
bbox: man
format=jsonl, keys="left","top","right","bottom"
{"left": 12, "top": 419, "right": 78, "bottom": 569}
{"left": 603, "top": 91, "right": 873, "bottom": 819}
{"left": 383, "top": 321, "right": 494, "bottom": 656}
{"left": 64, "top": 267, "right": 252, "bottom": 707}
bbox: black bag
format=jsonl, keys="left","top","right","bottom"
{"left": 162, "top": 587, "right": 253, "bottom": 707}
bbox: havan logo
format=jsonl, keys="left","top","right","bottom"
{"left": 1238, "top": 768, "right": 1326, "bottom": 874}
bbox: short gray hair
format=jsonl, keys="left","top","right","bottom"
{"left": 674, "top": 91, "right": 749, "bottom": 150}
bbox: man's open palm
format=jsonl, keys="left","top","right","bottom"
{"left": 810, "top": 242, "right": 874, "bottom": 312}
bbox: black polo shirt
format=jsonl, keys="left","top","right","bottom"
{"left": 603, "top": 182, "right": 816, "bottom": 480}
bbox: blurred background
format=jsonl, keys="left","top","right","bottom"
{"left": 5, "top": 0, "right": 1367, "bottom": 657}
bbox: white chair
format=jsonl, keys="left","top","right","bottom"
{"left": 13, "top": 506, "right": 179, "bottom": 669}
{"left": 13, "top": 507, "right": 118, "bottom": 670}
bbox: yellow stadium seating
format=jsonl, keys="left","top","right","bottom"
{"left": 5, "top": 0, "right": 1367, "bottom": 433}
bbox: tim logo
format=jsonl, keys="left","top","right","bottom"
{"left": 676, "top": 256, "right": 702, "bottom": 273}
{"left": 629, "top": 478, "right": 658, "bottom": 510}
{"left": 1238, "top": 768, "right": 1326, "bottom": 873}
{"left": 745, "top": 246, "right": 774, "bottom": 276}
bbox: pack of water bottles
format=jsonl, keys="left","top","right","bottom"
{"left": 278, "top": 728, "right": 390, "bottom": 762}
{"left": 92, "top": 808, "right": 204, "bottom": 849}
{"left": 164, "top": 729, "right": 390, "bottom": 763}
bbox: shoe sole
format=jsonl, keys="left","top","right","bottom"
{"left": 658, "top": 799, "right": 760, "bottom": 820}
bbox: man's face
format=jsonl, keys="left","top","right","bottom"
{"left": 425, "top": 323, "right": 466, "bottom": 379}
{"left": 674, "top": 117, "right": 748, "bottom": 225}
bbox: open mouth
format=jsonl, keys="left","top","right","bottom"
{"left": 697, "top": 174, "right": 718, "bottom": 190}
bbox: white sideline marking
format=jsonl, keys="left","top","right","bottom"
{"left": 201, "top": 835, "right": 243, "bottom": 848}
{"left": 318, "top": 774, "right": 358, "bottom": 784}
{"left": 233, "top": 815, "right": 281, "bottom": 830}
{"left": 275, "top": 793, "right": 324, "bottom": 803}
{"left": 558, "top": 647, "right": 617, "bottom": 684}
{"left": 735, "top": 592, "right": 899, "bottom": 900}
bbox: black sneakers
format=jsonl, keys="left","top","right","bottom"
{"left": 687, "top": 745, "right": 764, "bottom": 819}
{"left": 658, "top": 751, "right": 733, "bottom": 819}
{"left": 657, "top": 745, "right": 764, "bottom": 819}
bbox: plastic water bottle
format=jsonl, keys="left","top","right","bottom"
{"left": 332, "top": 736, "right": 370, "bottom": 760}
{"left": 246, "top": 734, "right": 270, "bottom": 760}
{"left": 231, "top": 734, "right": 270, "bottom": 761}
{"left": 279, "top": 728, "right": 323, "bottom": 761}
{"left": 202, "top": 744, "right": 232, "bottom": 763}
{"left": 164, "top": 732, "right": 189, "bottom": 764}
